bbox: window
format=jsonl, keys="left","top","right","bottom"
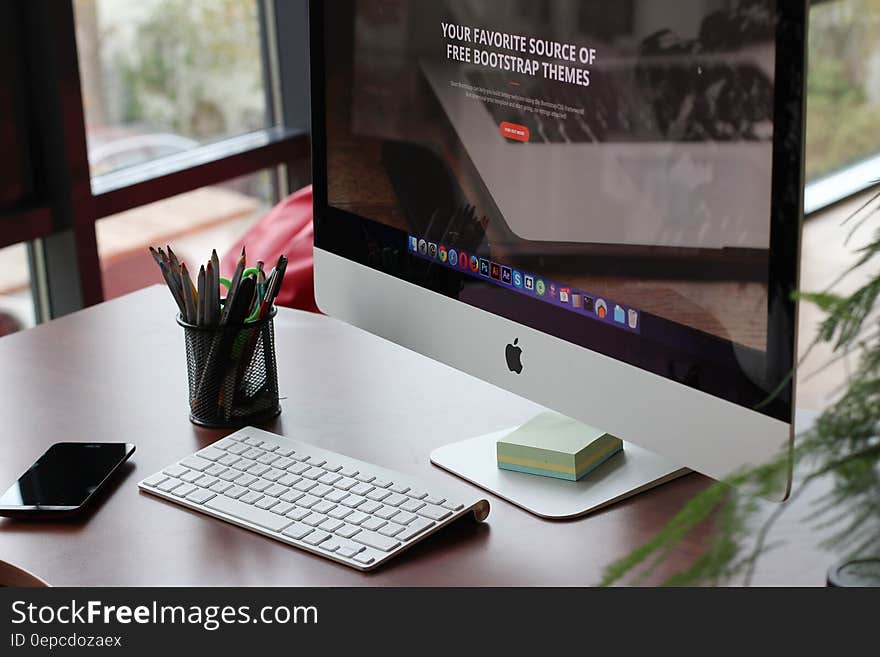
{"left": 806, "top": 0, "right": 880, "bottom": 181}
{"left": 97, "top": 170, "right": 273, "bottom": 299}
{"left": 0, "top": 243, "right": 35, "bottom": 336}
{"left": 74, "top": 0, "right": 268, "bottom": 177}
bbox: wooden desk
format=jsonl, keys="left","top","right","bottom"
{"left": 0, "top": 287, "right": 835, "bottom": 586}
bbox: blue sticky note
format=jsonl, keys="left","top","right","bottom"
{"left": 614, "top": 305, "right": 626, "bottom": 324}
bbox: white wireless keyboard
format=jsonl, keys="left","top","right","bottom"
{"left": 138, "top": 427, "right": 490, "bottom": 571}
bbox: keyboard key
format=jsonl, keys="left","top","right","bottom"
{"left": 303, "top": 513, "right": 329, "bottom": 527}
{"left": 318, "top": 518, "right": 344, "bottom": 533}
{"left": 286, "top": 507, "right": 311, "bottom": 522}
{"left": 335, "top": 477, "right": 358, "bottom": 491}
{"left": 355, "top": 474, "right": 376, "bottom": 483}
{"left": 338, "top": 467, "right": 359, "bottom": 478}
{"left": 277, "top": 474, "right": 301, "bottom": 488}
{"left": 321, "top": 462, "right": 343, "bottom": 473}
{"left": 389, "top": 483, "right": 411, "bottom": 494}
{"left": 234, "top": 474, "right": 258, "bottom": 487}
{"left": 346, "top": 511, "right": 370, "bottom": 526}
{"left": 317, "top": 472, "right": 342, "bottom": 486}
{"left": 325, "top": 490, "right": 350, "bottom": 504}
{"left": 312, "top": 501, "right": 336, "bottom": 515}
{"left": 263, "top": 468, "right": 286, "bottom": 482}
{"left": 243, "top": 448, "right": 264, "bottom": 461}
{"left": 297, "top": 494, "right": 321, "bottom": 509}
{"left": 384, "top": 493, "right": 408, "bottom": 507}
{"left": 180, "top": 470, "right": 204, "bottom": 484}
{"left": 239, "top": 491, "right": 263, "bottom": 505}
{"left": 180, "top": 456, "right": 212, "bottom": 472}
{"left": 310, "top": 484, "right": 333, "bottom": 498}
{"left": 397, "top": 518, "right": 435, "bottom": 541}
{"left": 171, "top": 483, "right": 198, "bottom": 498}
{"left": 219, "top": 470, "right": 241, "bottom": 482}
{"left": 378, "top": 522, "right": 406, "bottom": 538}
{"left": 157, "top": 478, "right": 183, "bottom": 493}
{"left": 142, "top": 473, "right": 168, "bottom": 487}
{"left": 335, "top": 524, "right": 362, "bottom": 540}
{"left": 320, "top": 538, "right": 341, "bottom": 553}
{"left": 163, "top": 464, "right": 188, "bottom": 478}
{"left": 366, "top": 489, "right": 392, "bottom": 502}
{"left": 233, "top": 458, "right": 257, "bottom": 472}
{"left": 375, "top": 505, "right": 400, "bottom": 521}
{"left": 392, "top": 511, "right": 417, "bottom": 525}
{"left": 350, "top": 482, "right": 374, "bottom": 497}
{"left": 257, "top": 453, "right": 280, "bottom": 465}
{"left": 372, "top": 478, "right": 393, "bottom": 489}
{"left": 292, "top": 453, "right": 311, "bottom": 462}
{"left": 280, "top": 490, "right": 305, "bottom": 504}
{"left": 225, "top": 485, "right": 248, "bottom": 499}
{"left": 417, "top": 504, "right": 452, "bottom": 522}
{"left": 303, "top": 467, "right": 326, "bottom": 480}
{"left": 218, "top": 454, "right": 241, "bottom": 467}
{"left": 303, "top": 531, "right": 331, "bottom": 547}
{"left": 260, "top": 440, "right": 280, "bottom": 452}
{"left": 247, "top": 464, "right": 271, "bottom": 477}
{"left": 248, "top": 479, "right": 273, "bottom": 493}
{"left": 361, "top": 517, "right": 387, "bottom": 532}
{"left": 352, "top": 530, "right": 400, "bottom": 553}
{"left": 442, "top": 501, "right": 465, "bottom": 512}
{"left": 425, "top": 496, "right": 446, "bottom": 506}
{"left": 243, "top": 437, "right": 264, "bottom": 447}
{"left": 273, "top": 457, "right": 295, "bottom": 470}
{"left": 358, "top": 500, "right": 383, "bottom": 515}
{"left": 282, "top": 523, "right": 313, "bottom": 541}
{"left": 328, "top": 506, "right": 353, "bottom": 520}
{"left": 206, "top": 496, "right": 292, "bottom": 533}
{"left": 264, "top": 484, "right": 289, "bottom": 498}
{"left": 400, "top": 499, "right": 425, "bottom": 513}
{"left": 305, "top": 457, "right": 326, "bottom": 467}
{"left": 341, "top": 495, "right": 367, "bottom": 509}
{"left": 197, "top": 446, "right": 225, "bottom": 462}
{"left": 197, "top": 476, "right": 219, "bottom": 489}
{"left": 293, "top": 479, "right": 317, "bottom": 493}
{"left": 275, "top": 447, "right": 296, "bottom": 458}
{"left": 407, "top": 490, "right": 428, "bottom": 500}
{"left": 204, "top": 464, "right": 228, "bottom": 477}
{"left": 214, "top": 438, "right": 236, "bottom": 450}
{"left": 354, "top": 550, "right": 379, "bottom": 566}
{"left": 227, "top": 442, "right": 249, "bottom": 455}
{"left": 210, "top": 481, "right": 234, "bottom": 494}
{"left": 271, "top": 502, "right": 295, "bottom": 516}
{"left": 287, "top": 463, "right": 310, "bottom": 475}
{"left": 255, "top": 497, "right": 278, "bottom": 510}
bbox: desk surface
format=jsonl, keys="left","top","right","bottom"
{"left": 0, "top": 287, "right": 836, "bottom": 586}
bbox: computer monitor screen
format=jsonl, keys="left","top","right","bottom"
{"left": 313, "top": 0, "right": 803, "bottom": 425}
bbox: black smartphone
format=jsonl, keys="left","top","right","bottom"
{"left": 0, "top": 443, "right": 136, "bottom": 518}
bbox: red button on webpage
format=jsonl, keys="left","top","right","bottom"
{"left": 500, "top": 122, "right": 530, "bottom": 143}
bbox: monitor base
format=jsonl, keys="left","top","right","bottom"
{"left": 431, "top": 421, "right": 690, "bottom": 520}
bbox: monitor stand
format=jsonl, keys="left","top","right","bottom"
{"left": 430, "top": 413, "right": 690, "bottom": 519}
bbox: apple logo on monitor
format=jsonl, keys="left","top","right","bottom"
{"left": 506, "top": 339, "right": 524, "bottom": 374}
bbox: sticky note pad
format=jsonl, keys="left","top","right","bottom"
{"left": 497, "top": 413, "right": 623, "bottom": 481}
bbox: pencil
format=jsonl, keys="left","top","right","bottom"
{"left": 158, "top": 262, "right": 186, "bottom": 316}
{"left": 206, "top": 260, "right": 218, "bottom": 327}
{"left": 197, "top": 265, "right": 206, "bottom": 327}
{"left": 211, "top": 250, "right": 221, "bottom": 326}
{"left": 180, "top": 263, "right": 197, "bottom": 324}
{"left": 221, "top": 253, "right": 246, "bottom": 326}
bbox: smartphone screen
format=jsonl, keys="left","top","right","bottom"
{"left": 0, "top": 443, "right": 135, "bottom": 511}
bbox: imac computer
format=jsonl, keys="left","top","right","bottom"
{"left": 311, "top": 0, "right": 806, "bottom": 517}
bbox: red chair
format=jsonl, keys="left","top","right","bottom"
{"left": 222, "top": 185, "right": 318, "bottom": 314}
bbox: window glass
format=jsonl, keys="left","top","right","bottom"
{"left": 807, "top": 0, "right": 880, "bottom": 180}
{"left": 96, "top": 171, "right": 273, "bottom": 300}
{"left": 74, "top": 0, "right": 268, "bottom": 177}
{"left": 0, "top": 243, "right": 35, "bottom": 335}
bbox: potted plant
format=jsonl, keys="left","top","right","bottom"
{"left": 601, "top": 192, "right": 880, "bottom": 587}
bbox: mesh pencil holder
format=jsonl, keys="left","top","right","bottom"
{"left": 178, "top": 309, "right": 281, "bottom": 429}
